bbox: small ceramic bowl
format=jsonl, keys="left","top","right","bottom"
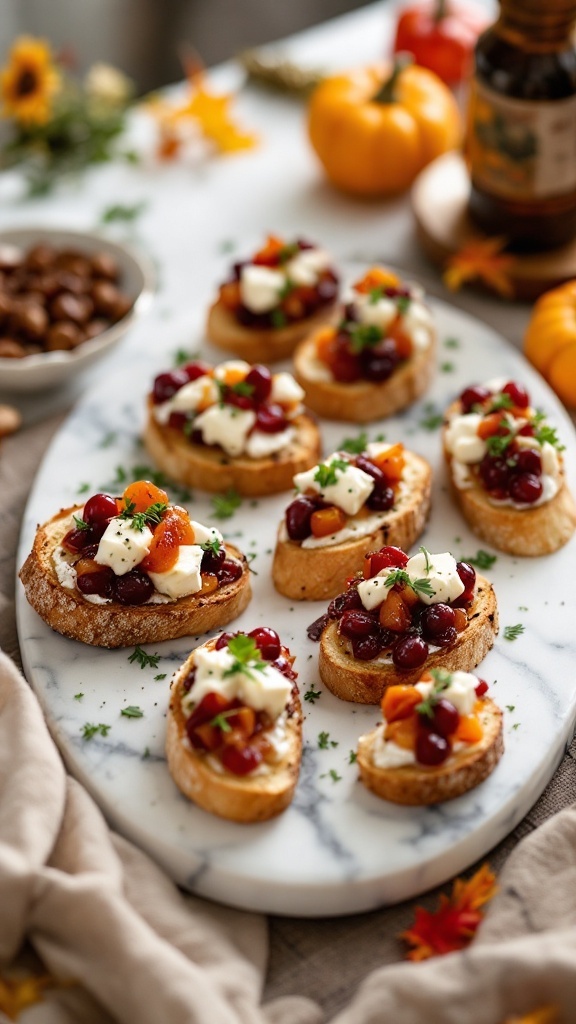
{"left": 0, "top": 227, "right": 155, "bottom": 393}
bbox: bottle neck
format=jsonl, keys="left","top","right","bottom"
{"left": 498, "top": 0, "right": 576, "bottom": 45}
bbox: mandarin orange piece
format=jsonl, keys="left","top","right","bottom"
{"left": 315, "top": 326, "right": 338, "bottom": 365}
{"left": 253, "top": 234, "right": 285, "bottom": 265}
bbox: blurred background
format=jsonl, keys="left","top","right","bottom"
{"left": 0, "top": 0, "right": 374, "bottom": 92}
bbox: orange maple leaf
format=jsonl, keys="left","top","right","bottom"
{"left": 443, "top": 237, "right": 516, "bottom": 298}
{"left": 401, "top": 863, "right": 497, "bottom": 961}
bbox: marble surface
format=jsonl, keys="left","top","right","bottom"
{"left": 16, "top": 292, "right": 576, "bottom": 916}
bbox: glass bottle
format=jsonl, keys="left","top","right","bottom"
{"left": 466, "top": 0, "right": 576, "bottom": 250}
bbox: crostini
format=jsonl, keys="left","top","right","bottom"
{"left": 272, "top": 442, "right": 432, "bottom": 600}
{"left": 19, "top": 479, "right": 251, "bottom": 647}
{"left": 313, "top": 545, "right": 497, "bottom": 704}
{"left": 357, "top": 670, "right": 503, "bottom": 805}
{"left": 293, "top": 266, "right": 436, "bottom": 422}
{"left": 206, "top": 234, "right": 340, "bottom": 363}
{"left": 143, "top": 358, "right": 321, "bottom": 496}
{"left": 443, "top": 378, "right": 576, "bottom": 556}
{"left": 166, "top": 628, "right": 303, "bottom": 822}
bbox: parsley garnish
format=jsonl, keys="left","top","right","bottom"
{"left": 318, "top": 731, "right": 338, "bottom": 749}
{"left": 128, "top": 645, "right": 161, "bottom": 670}
{"left": 278, "top": 242, "right": 299, "bottom": 263}
{"left": 415, "top": 669, "right": 452, "bottom": 718}
{"left": 488, "top": 392, "right": 514, "bottom": 412}
{"left": 348, "top": 323, "right": 382, "bottom": 354}
{"left": 419, "top": 405, "right": 443, "bottom": 431}
{"left": 271, "top": 308, "right": 287, "bottom": 329}
{"left": 534, "top": 423, "right": 565, "bottom": 451}
{"left": 223, "top": 634, "right": 266, "bottom": 681}
{"left": 81, "top": 722, "right": 110, "bottom": 740}
{"left": 465, "top": 549, "right": 497, "bottom": 570}
{"left": 339, "top": 431, "right": 368, "bottom": 455}
{"left": 384, "top": 568, "right": 434, "bottom": 598}
{"left": 314, "top": 457, "right": 349, "bottom": 488}
{"left": 505, "top": 705, "right": 515, "bottom": 713}
{"left": 211, "top": 489, "right": 242, "bottom": 520}
{"left": 304, "top": 687, "right": 321, "bottom": 704}
{"left": 504, "top": 623, "right": 524, "bottom": 641}
{"left": 485, "top": 428, "right": 515, "bottom": 456}
{"left": 444, "top": 337, "right": 459, "bottom": 349}
{"left": 369, "top": 285, "right": 385, "bottom": 304}
{"left": 396, "top": 295, "right": 411, "bottom": 315}
{"left": 73, "top": 514, "right": 90, "bottom": 531}
{"left": 154, "top": 673, "right": 167, "bottom": 681}
{"left": 440, "top": 362, "right": 455, "bottom": 373}
{"left": 100, "top": 431, "right": 117, "bottom": 448}
{"left": 101, "top": 200, "right": 147, "bottom": 223}
{"left": 512, "top": 723, "right": 520, "bottom": 730}
{"left": 348, "top": 749, "right": 357, "bottom": 764}
{"left": 321, "top": 769, "right": 342, "bottom": 782}
{"left": 121, "top": 500, "right": 169, "bottom": 531}
{"left": 419, "top": 546, "right": 432, "bottom": 574}
{"left": 74, "top": 693, "right": 84, "bottom": 700}
{"left": 77, "top": 482, "right": 90, "bottom": 495}
{"left": 121, "top": 706, "right": 144, "bottom": 718}
{"left": 201, "top": 537, "right": 222, "bottom": 557}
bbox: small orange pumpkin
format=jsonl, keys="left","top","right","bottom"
{"left": 524, "top": 280, "right": 576, "bottom": 407}
{"left": 307, "top": 58, "right": 461, "bottom": 197}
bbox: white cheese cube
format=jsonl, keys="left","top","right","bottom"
{"left": 184, "top": 646, "right": 290, "bottom": 721}
{"left": 239, "top": 664, "right": 292, "bottom": 721}
{"left": 293, "top": 458, "right": 374, "bottom": 516}
{"left": 441, "top": 671, "right": 478, "bottom": 716}
{"left": 405, "top": 551, "right": 464, "bottom": 606}
{"left": 193, "top": 405, "right": 256, "bottom": 457}
{"left": 148, "top": 545, "right": 203, "bottom": 600}
{"left": 401, "top": 302, "right": 434, "bottom": 351}
{"left": 445, "top": 413, "right": 486, "bottom": 464}
{"left": 354, "top": 294, "right": 397, "bottom": 332}
{"left": 184, "top": 647, "right": 239, "bottom": 713}
{"left": 357, "top": 571, "right": 393, "bottom": 611}
{"left": 94, "top": 520, "right": 153, "bottom": 576}
{"left": 285, "top": 249, "right": 330, "bottom": 286}
{"left": 213, "top": 360, "right": 251, "bottom": 382}
{"left": 240, "top": 265, "right": 285, "bottom": 313}
{"left": 541, "top": 440, "right": 560, "bottom": 478}
{"left": 270, "top": 371, "right": 305, "bottom": 407}
{"left": 245, "top": 426, "right": 294, "bottom": 459}
{"left": 189, "top": 521, "right": 223, "bottom": 547}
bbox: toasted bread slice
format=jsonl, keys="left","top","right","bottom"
{"left": 166, "top": 647, "right": 303, "bottom": 822}
{"left": 143, "top": 400, "right": 321, "bottom": 497}
{"left": 206, "top": 297, "right": 339, "bottom": 364}
{"left": 319, "top": 575, "right": 498, "bottom": 704}
{"left": 443, "top": 400, "right": 576, "bottom": 556}
{"left": 357, "top": 697, "right": 504, "bottom": 805}
{"left": 272, "top": 452, "right": 432, "bottom": 601}
{"left": 293, "top": 331, "right": 436, "bottom": 422}
{"left": 19, "top": 506, "right": 251, "bottom": 648}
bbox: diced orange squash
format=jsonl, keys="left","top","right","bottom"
{"left": 382, "top": 685, "right": 421, "bottom": 722}
{"left": 310, "top": 506, "right": 347, "bottom": 538}
{"left": 353, "top": 266, "right": 400, "bottom": 294}
{"left": 454, "top": 714, "right": 484, "bottom": 744}
{"left": 384, "top": 715, "right": 418, "bottom": 750}
{"left": 371, "top": 442, "right": 405, "bottom": 482}
{"left": 379, "top": 589, "right": 412, "bottom": 632}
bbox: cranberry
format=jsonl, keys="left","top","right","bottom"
{"left": 475, "top": 679, "right": 489, "bottom": 697}
{"left": 339, "top": 609, "right": 377, "bottom": 640}
{"left": 502, "top": 381, "right": 529, "bottom": 408}
{"left": 86, "top": 521, "right": 109, "bottom": 546}
{"left": 215, "top": 631, "right": 235, "bottom": 650}
{"left": 62, "top": 527, "right": 89, "bottom": 554}
{"left": 331, "top": 335, "right": 362, "bottom": 382}
{"left": 224, "top": 390, "right": 254, "bottom": 411}
{"left": 369, "top": 546, "right": 409, "bottom": 575}
{"left": 169, "top": 411, "right": 188, "bottom": 431}
{"left": 355, "top": 455, "right": 386, "bottom": 486}
{"left": 460, "top": 385, "right": 491, "bottom": 412}
{"left": 245, "top": 365, "right": 272, "bottom": 403}
{"left": 152, "top": 369, "right": 188, "bottom": 404}
{"left": 392, "top": 635, "right": 428, "bottom": 670}
{"left": 255, "top": 403, "right": 288, "bottom": 433}
{"left": 76, "top": 565, "right": 115, "bottom": 598}
{"left": 285, "top": 496, "right": 317, "bottom": 541}
{"left": 307, "top": 613, "right": 330, "bottom": 641}
{"left": 182, "top": 360, "right": 211, "bottom": 381}
{"left": 81, "top": 543, "right": 99, "bottom": 559}
{"left": 113, "top": 569, "right": 155, "bottom": 605}
{"left": 181, "top": 668, "right": 196, "bottom": 692}
{"left": 429, "top": 699, "right": 459, "bottom": 738}
{"left": 249, "top": 626, "right": 281, "bottom": 661}
{"left": 479, "top": 454, "right": 509, "bottom": 492}
{"left": 366, "top": 485, "right": 395, "bottom": 512}
{"left": 232, "top": 260, "right": 248, "bottom": 280}
{"left": 220, "top": 744, "right": 262, "bottom": 776}
{"left": 201, "top": 545, "right": 226, "bottom": 574}
{"left": 83, "top": 492, "right": 118, "bottom": 525}
{"left": 317, "top": 276, "right": 338, "bottom": 302}
{"left": 296, "top": 237, "right": 315, "bottom": 250}
{"left": 421, "top": 604, "right": 455, "bottom": 641}
{"left": 416, "top": 730, "right": 450, "bottom": 766}
{"left": 509, "top": 472, "right": 543, "bottom": 504}
{"left": 514, "top": 448, "right": 542, "bottom": 475}
{"left": 273, "top": 655, "right": 297, "bottom": 680}
{"left": 431, "top": 626, "right": 458, "bottom": 646}
{"left": 189, "top": 429, "right": 205, "bottom": 445}
{"left": 456, "top": 561, "right": 476, "bottom": 592}
{"left": 328, "top": 587, "right": 362, "bottom": 618}
{"left": 361, "top": 338, "right": 399, "bottom": 382}
{"left": 517, "top": 423, "right": 535, "bottom": 437}
{"left": 351, "top": 634, "right": 383, "bottom": 660}
{"left": 217, "top": 559, "right": 243, "bottom": 586}
{"left": 343, "top": 302, "right": 358, "bottom": 321}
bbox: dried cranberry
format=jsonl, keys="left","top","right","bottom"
{"left": 220, "top": 744, "right": 263, "bottom": 776}
{"left": 86, "top": 521, "right": 109, "bottom": 546}
{"left": 182, "top": 360, "right": 211, "bottom": 381}
{"left": 255, "top": 403, "right": 288, "bottom": 433}
{"left": 62, "top": 527, "right": 89, "bottom": 554}
{"left": 355, "top": 455, "right": 386, "bottom": 486}
{"left": 327, "top": 586, "right": 362, "bottom": 618}
{"left": 249, "top": 626, "right": 281, "bottom": 661}
{"left": 416, "top": 730, "right": 450, "bottom": 766}
{"left": 181, "top": 668, "right": 196, "bottom": 693}
{"left": 168, "top": 411, "right": 188, "bottom": 430}
{"left": 273, "top": 655, "right": 297, "bottom": 680}
{"left": 502, "top": 381, "right": 529, "bottom": 407}
{"left": 331, "top": 335, "right": 362, "bottom": 382}
{"left": 186, "top": 691, "right": 231, "bottom": 732}
{"left": 351, "top": 634, "right": 383, "bottom": 660}
{"left": 479, "top": 454, "right": 509, "bottom": 492}
{"left": 215, "top": 631, "right": 235, "bottom": 650}
{"left": 368, "top": 546, "right": 409, "bottom": 575}
{"left": 509, "top": 472, "right": 543, "bottom": 504}
{"left": 307, "top": 613, "right": 330, "bottom": 641}
{"left": 456, "top": 561, "right": 476, "bottom": 592}
{"left": 76, "top": 565, "right": 115, "bottom": 598}
{"left": 201, "top": 545, "right": 226, "bottom": 574}
{"left": 217, "top": 559, "right": 243, "bottom": 586}
{"left": 245, "top": 365, "right": 272, "bottom": 403}
{"left": 224, "top": 389, "right": 254, "bottom": 411}
{"left": 152, "top": 369, "right": 188, "bottom": 404}
{"left": 113, "top": 569, "right": 155, "bottom": 605}
{"left": 285, "top": 495, "right": 317, "bottom": 541}
{"left": 232, "top": 260, "right": 248, "bottom": 280}
{"left": 517, "top": 422, "right": 535, "bottom": 437}
{"left": 475, "top": 679, "right": 489, "bottom": 697}
{"left": 366, "top": 485, "right": 395, "bottom": 511}
{"left": 392, "top": 635, "right": 428, "bottom": 670}
{"left": 360, "top": 338, "right": 399, "bottom": 382}
{"left": 514, "top": 448, "right": 542, "bottom": 475}
{"left": 339, "top": 609, "right": 377, "bottom": 640}
{"left": 429, "top": 699, "right": 459, "bottom": 738}
{"left": 83, "top": 492, "right": 118, "bottom": 525}
{"left": 421, "top": 604, "right": 455, "bottom": 641}
{"left": 460, "top": 385, "right": 491, "bottom": 412}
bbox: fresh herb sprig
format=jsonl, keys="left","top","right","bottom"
{"left": 339, "top": 431, "right": 368, "bottom": 455}
{"left": 223, "top": 635, "right": 266, "bottom": 682}
{"left": 503, "top": 623, "right": 525, "bottom": 641}
{"left": 314, "top": 458, "right": 349, "bottom": 489}
{"left": 121, "top": 706, "right": 144, "bottom": 718}
{"left": 128, "top": 645, "right": 161, "bottom": 670}
{"left": 415, "top": 669, "right": 453, "bottom": 718}
{"left": 465, "top": 549, "right": 497, "bottom": 570}
{"left": 73, "top": 514, "right": 90, "bottom": 531}
{"left": 348, "top": 323, "right": 382, "bottom": 354}
{"left": 211, "top": 489, "right": 242, "bottom": 520}
{"left": 121, "top": 500, "right": 169, "bottom": 531}
{"left": 81, "top": 722, "right": 111, "bottom": 740}
{"left": 384, "top": 568, "right": 434, "bottom": 599}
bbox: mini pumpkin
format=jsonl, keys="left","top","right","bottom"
{"left": 524, "top": 280, "right": 576, "bottom": 407}
{"left": 307, "top": 58, "right": 461, "bottom": 197}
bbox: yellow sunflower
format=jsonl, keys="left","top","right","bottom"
{"left": 0, "top": 36, "right": 60, "bottom": 126}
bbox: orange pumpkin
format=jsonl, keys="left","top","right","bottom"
{"left": 524, "top": 280, "right": 576, "bottom": 407}
{"left": 307, "top": 58, "right": 461, "bottom": 197}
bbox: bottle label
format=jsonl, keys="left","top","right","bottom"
{"left": 467, "top": 80, "right": 576, "bottom": 200}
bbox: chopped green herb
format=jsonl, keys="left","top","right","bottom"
{"left": 100, "top": 431, "right": 117, "bottom": 448}
{"left": 211, "top": 489, "right": 242, "bottom": 520}
{"left": 218, "top": 239, "right": 236, "bottom": 254}
{"left": 339, "top": 431, "right": 368, "bottom": 455}
{"left": 223, "top": 634, "right": 266, "bottom": 681}
{"left": 278, "top": 242, "right": 299, "bottom": 263}
{"left": 121, "top": 500, "right": 169, "bottom": 531}
{"left": 416, "top": 669, "right": 453, "bottom": 718}
{"left": 512, "top": 723, "right": 520, "bottom": 730}
{"left": 348, "top": 749, "right": 357, "bottom": 764}
{"left": 77, "top": 482, "right": 90, "bottom": 495}
{"left": 142, "top": 746, "right": 151, "bottom": 759}
{"left": 465, "top": 549, "right": 497, "bottom": 570}
{"left": 121, "top": 705, "right": 144, "bottom": 718}
{"left": 320, "top": 769, "right": 342, "bottom": 782}
{"left": 112, "top": 465, "right": 128, "bottom": 485}
{"left": 505, "top": 705, "right": 515, "bottom": 713}
{"left": 503, "top": 623, "right": 524, "bottom": 641}
{"left": 534, "top": 423, "right": 565, "bottom": 451}
{"left": 128, "top": 645, "right": 161, "bottom": 670}
{"left": 314, "top": 458, "right": 349, "bottom": 489}
{"left": 348, "top": 323, "right": 382, "bottom": 354}
{"left": 81, "top": 722, "right": 110, "bottom": 740}
{"left": 73, "top": 514, "right": 90, "bottom": 531}
{"left": 201, "top": 537, "right": 222, "bottom": 557}
{"left": 304, "top": 687, "right": 321, "bottom": 704}
{"left": 271, "top": 308, "right": 287, "bottom": 329}
{"left": 396, "top": 295, "right": 411, "bottom": 315}
{"left": 368, "top": 285, "right": 385, "bottom": 304}
{"left": 518, "top": 606, "right": 528, "bottom": 612}
{"left": 444, "top": 337, "right": 459, "bottom": 349}
{"left": 440, "top": 362, "right": 455, "bottom": 373}
{"left": 154, "top": 673, "right": 167, "bottom": 681}
{"left": 384, "top": 568, "right": 434, "bottom": 598}
{"left": 101, "top": 200, "right": 147, "bottom": 223}
{"left": 173, "top": 348, "right": 190, "bottom": 366}
{"left": 488, "top": 392, "right": 514, "bottom": 412}
{"left": 485, "top": 428, "right": 515, "bottom": 457}
{"left": 419, "top": 546, "right": 432, "bottom": 574}
{"left": 419, "top": 409, "right": 443, "bottom": 431}
{"left": 318, "top": 731, "right": 338, "bottom": 749}
{"left": 74, "top": 692, "right": 84, "bottom": 700}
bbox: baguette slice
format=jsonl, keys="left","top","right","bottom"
{"left": 443, "top": 400, "right": 576, "bottom": 556}
{"left": 293, "top": 331, "right": 436, "bottom": 422}
{"left": 319, "top": 575, "right": 498, "bottom": 704}
{"left": 19, "top": 506, "right": 251, "bottom": 648}
{"left": 166, "top": 645, "right": 303, "bottom": 822}
{"left": 206, "top": 296, "right": 339, "bottom": 364}
{"left": 144, "top": 399, "right": 321, "bottom": 496}
{"left": 272, "top": 451, "right": 432, "bottom": 601}
{"left": 357, "top": 697, "right": 503, "bottom": 805}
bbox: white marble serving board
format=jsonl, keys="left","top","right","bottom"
{"left": 17, "top": 298, "right": 576, "bottom": 917}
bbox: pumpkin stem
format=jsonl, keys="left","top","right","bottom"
{"left": 372, "top": 53, "right": 413, "bottom": 104}
{"left": 434, "top": 0, "right": 448, "bottom": 22}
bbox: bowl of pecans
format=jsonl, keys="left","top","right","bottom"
{"left": 0, "top": 228, "right": 155, "bottom": 392}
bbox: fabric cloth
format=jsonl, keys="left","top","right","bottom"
{"left": 2, "top": 416, "right": 576, "bottom": 1024}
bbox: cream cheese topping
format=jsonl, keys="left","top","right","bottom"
{"left": 239, "top": 248, "right": 331, "bottom": 313}
{"left": 182, "top": 645, "right": 291, "bottom": 721}
{"left": 193, "top": 405, "right": 256, "bottom": 457}
{"left": 358, "top": 550, "right": 464, "bottom": 611}
{"left": 351, "top": 291, "right": 433, "bottom": 351}
{"left": 293, "top": 456, "right": 375, "bottom": 517}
